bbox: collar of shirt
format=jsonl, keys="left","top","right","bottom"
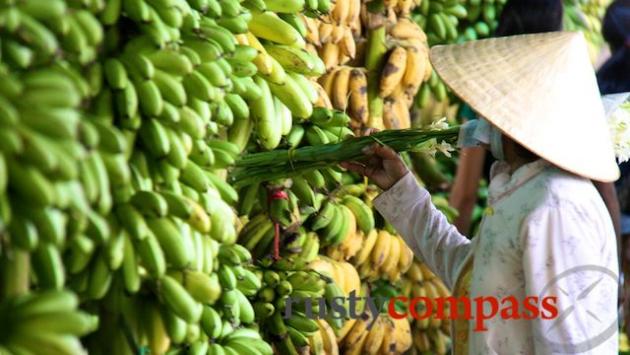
{"left": 487, "top": 159, "right": 550, "bottom": 205}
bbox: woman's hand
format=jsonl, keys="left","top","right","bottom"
{"left": 340, "top": 143, "right": 409, "bottom": 190}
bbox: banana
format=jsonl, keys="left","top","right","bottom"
{"left": 379, "top": 47, "right": 407, "bottom": 97}
{"left": 147, "top": 217, "right": 193, "bottom": 268}
{"left": 135, "top": 227, "right": 167, "bottom": 277}
{"left": 31, "top": 242, "right": 65, "bottom": 290}
{"left": 273, "top": 96, "right": 293, "bottom": 136}
{"left": 264, "top": 45, "right": 325, "bottom": 76}
{"left": 341, "top": 195, "right": 374, "bottom": 234}
{"left": 159, "top": 275, "right": 202, "bottom": 323}
{"left": 397, "top": 236, "right": 414, "bottom": 274}
{"left": 200, "top": 305, "right": 223, "bottom": 340}
{"left": 402, "top": 46, "right": 427, "bottom": 96}
{"left": 248, "top": 11, "right": 305, "bottom": 47}
{"left": 371, "top": 230, "right": 392, "bottom": 268}
{"left": 251, "top": 76, "right": 281, "bottom": 150}
{"left": 104, "top": 58, "right": 128, "bottom": 89}
{"left": 331, "top": 66, "right": 351, "bottom": 111}
{"left": 316, "top": 319, "right": 339, "bottom": 355}
{"left": 380, "top": 231, "right": 401, "bottom": 275}
{"left": 363, "top": 317, "right": 385, "bottom": 353}
{"left": 263, "top": 0, "right": 304, "bottom": 12}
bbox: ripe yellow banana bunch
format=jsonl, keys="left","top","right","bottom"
{"left": 319, "top": 66, "right": 369, "bottom": 129}
{"left": 374, "top": 0, "right": 422, "bottom": 18}
{"left": 354, "top": 230, "right": 414, "bottom": 282}
{"left": 378, "top": 19, "right": 431, "bottom": 130}
{"left": 404, "top": 260, "right": 453, "bottom": 338}
{"left": 308, "top": 256, "right": 361, "bottom": 297}
{"left": 339, "top": 310, "right": 413, "bottom": 355}
{"left": 315, "top": 319, "right": 340, "bottom": 355}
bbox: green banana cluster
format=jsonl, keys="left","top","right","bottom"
{"left": 0, "top": 0, "right": 103, "bottom": 67}
{"left": 252, "top": 269, "right": 342, "bottom": 355}
{"left": 0, "top": 290, "right": 98, "bottom": 355}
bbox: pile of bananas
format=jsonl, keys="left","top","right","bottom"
{"left": 563, "top": 0, "right": 611, "bottom": 61}
{"left": 337, "top": 309, "right": 413, "bottom": 355}
{"left": 303, "top": 0, "right": 361, "bottom": 71}
{"left": 352, "top": 229, "right": 415, "bottom": 282}
{"left": 0, "top": 290, "right": 97, "bottom": 354}
{"left": 251, "top": 268, "right": 346, "bottom": 354}
{"left": 402, "top": 260, "right": 453, "bottom": 354}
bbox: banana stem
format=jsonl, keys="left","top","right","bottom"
{"left": 365, "top": 25, "right": 387, "bottom": 129}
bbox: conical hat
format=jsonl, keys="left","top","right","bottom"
{"left": 429, "top": 32, "right": 620, "bottom": 182}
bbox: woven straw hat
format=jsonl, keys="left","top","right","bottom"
{"left": 429, "top": 31, "right": 620, "bottom": 182}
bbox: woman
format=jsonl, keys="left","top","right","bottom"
{"left": 343, "top": 32, "right": 619, "bottom": 354}
{"left": 448, "top": 0, "right": 622, "bottom": 242}
{"left": 596, "top": 0, "right": 630, "bottom": 340}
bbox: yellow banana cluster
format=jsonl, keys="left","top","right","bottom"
{"left": 351, "top": 229, "right": 414, "bottom": 282}
{"left": 401, "top": 260, "right": 453, "bottom": 354}
{"left": 303, "top": 0, "right": 362, "bottom": 70}
{"left": 378, "top": 19, "right": 431, "bottom": 130}
{"left": 338, "top": 310, "right": 413, "bottom": 355}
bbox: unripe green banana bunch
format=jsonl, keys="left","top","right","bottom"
{"left": 0, "top": 290, "right": 97, "bottom": 354}
{"left": 253, "top": 269, "right": 335, "bottom": 354}
{"left": 0, "top": 0, "right": 104, "bottom": 67}
{"left": 412, "top": 0, "right": 501, "bottom": 45}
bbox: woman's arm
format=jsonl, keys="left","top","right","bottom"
{"left": 449, "top": 146, "right": 486, "bottom": 234}
{"left": 342, "top": 144, "right": 472, "bottom": 288}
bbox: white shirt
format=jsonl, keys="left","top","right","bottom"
{"left": 374, "top": 159, "right": 619, "bottom": 354}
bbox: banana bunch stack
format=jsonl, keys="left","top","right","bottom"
{"left": 302, "top": 0, "right": 362, "bottom": 71}
{"left": 0, "top": 0, "right": 103, "bottom": 67}
{"left": 252, "top": 269, "right": 343, "bottom": 355}
{"left": 378, "top": 17, "right": 431, "bottom": 130}
{"left": 351, "top": 229, "right": 415, "bottom": 282}
{"left": 412, "top": 0, "right": 497, "bottom": 45}
{"left": 82, "top": 242, "right": 267, "bottom": 355}
{"left": 563, "top": 0, "right": 610, "bottom": 61}
{"left": 402, "top": 260, "right": 452, "bottom": 354}
{"left": 0, "top": 290, "right": 98, "bottom": 355}
{"left": 337, "top": 309, "right": 413, "bottom": 355}
{"left": 308, "top": 257, "right": 362, "bottom": 300}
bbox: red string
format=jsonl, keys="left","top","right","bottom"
{"left": 273, "top": 222, "right": 280, "bottom": 260}
{"left": 268, "top": 189, "right": 288, "bottom": 261}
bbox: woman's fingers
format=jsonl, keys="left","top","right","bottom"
{"left": 340, "top": 161, "right": 368, "bottom": 176}
{"left": 373, "top": 144, "right": 399, "bottom": 160}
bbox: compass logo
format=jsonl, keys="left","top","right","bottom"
{"left": 533, "top": 265, "right": 619, "bottom": 353}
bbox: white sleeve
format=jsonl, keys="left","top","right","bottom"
{"left": 373, "top": 172, "right": 472, "bottom": 289}
{"left": 521, "top": 203, "right": 619, "bottom": 354}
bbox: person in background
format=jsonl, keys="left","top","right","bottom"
{"left": 448, "top": 0, "right": 623, "bottom": 242}
{"left": 596, "top": 0, "right": 630, "bottom": 339}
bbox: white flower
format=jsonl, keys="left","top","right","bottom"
{"left": 427, "top": 117, "right": 449, "bottom": 131}
{"left": 414, "top": 138, "right": 454, "bottom": 158}
{"left": 608, "top": 102, "right": 630, "bottom": 163}
{"left": 437, "top": 141, "right": 455, "bottom": 157}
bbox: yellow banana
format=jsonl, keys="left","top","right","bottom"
{"left": 348, "top": 68, "right": 368, "bottom": 124}
{"left": 402, "top": 46, "right": 427, "bottom": 96}
{"left": 371, "top": 230, "right": 392, "bottom": 268}
{"left": 320, "top": 42, "right": 340, "bottom": 71}
{"left": 316, "top": 319, "right": 339, "bottom": 355}
{"left": 380, "top": 231, "right": 401, "bottom": 275}
{"left": 362, "top": 317, "right": 385, "bottom": 354}
{"left": 397, "top": 236, "right": 414, "bottom": 273}
{"left": 379, "top": 46, "right": 408, "bottom": 98}
{"left": 331, "top": 66, "right": 351, "bottom": 111}
{"left": 245, "top": 32, "right": 273, "bottom": 75}
{"left": 354, "top": 229, "right": 378, "bottom": 265}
